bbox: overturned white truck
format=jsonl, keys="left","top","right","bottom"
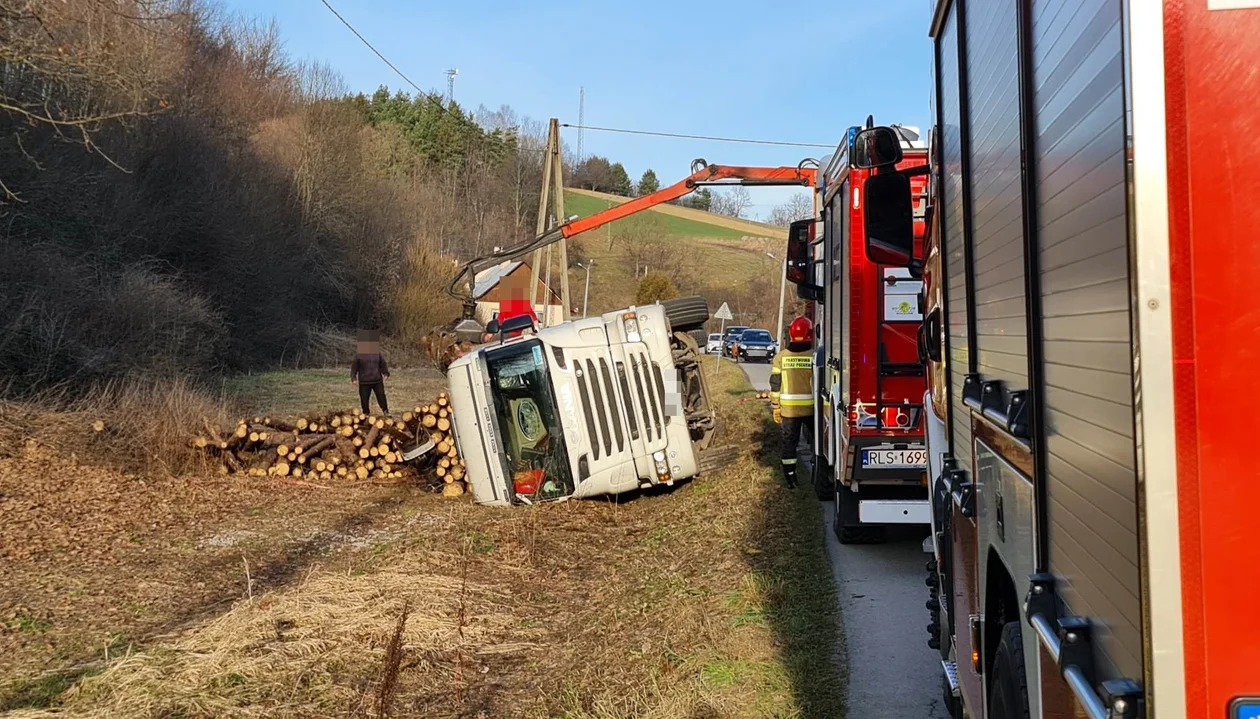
{"left": 446, "top": 297, "right": 734, "bottom": 506}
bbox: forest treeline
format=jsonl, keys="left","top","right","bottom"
{"left": 0, "top": 0, "right": 810, "bottom": 398}
{"left": 0, "top": 0, "right": 567, "bottom": 394}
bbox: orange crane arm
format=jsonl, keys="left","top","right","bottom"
{"left": 558, "top": 161, "right": 817, "bottom": 238}
{"left": 446, "top": 159, "right": 818, "bottom": 307}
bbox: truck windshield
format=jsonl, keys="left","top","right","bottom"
{"left": 483, "top": 340, "right": 574, "bottom": 500}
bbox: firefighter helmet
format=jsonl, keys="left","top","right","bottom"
{"left": 788, "top": 316, "right": 813, "bottom": 343}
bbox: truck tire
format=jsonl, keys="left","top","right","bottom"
{"left": 660, "top": 296, "right": 710, "bottom": 333}
{"left": 812, "top": 453, "right": 831, "bottom": 501}
{"left": 688, "top": 328, "right": 708, "bottom": 348}
{"left": 988, "top": 622, "right": 1031, "bottom": 719}
{"left": 834, "top": 484, "right": 886, "bottom": 544}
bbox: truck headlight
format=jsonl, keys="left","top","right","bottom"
{"left": 652, "top": 450, "right": 670, "bottom": 480}
{"left": 623, "top": 313, "right": 641, "bottom": 343}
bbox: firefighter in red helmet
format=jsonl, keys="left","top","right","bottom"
{"left": 770, "top": 316, "right": 815, "bottom": 488}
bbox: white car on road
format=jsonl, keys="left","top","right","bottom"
{"left": 705, "top": 333, "right": 723, "bottom": 354}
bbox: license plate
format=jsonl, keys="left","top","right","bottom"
{"left": 862, "top": 448, "right": 927, "bottom": 468}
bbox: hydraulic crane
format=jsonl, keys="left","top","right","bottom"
{"left": 446, "top": 158, "right": 818, "bottom": 340}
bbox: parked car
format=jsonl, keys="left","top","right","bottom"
{"left": 705, "top": 333, "right": 723, "bottom": 354}
{"left": 735, "top": 329, "right": 776, "bottom": 363}
{"left": 721, "top": 326, "right": 748, "bottom": 357}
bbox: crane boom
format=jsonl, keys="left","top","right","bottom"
{"left": 446, "top": 159, "right": 818, "bottom": 315}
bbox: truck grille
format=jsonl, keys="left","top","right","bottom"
{"left": 576, "top": 357, "right": 626, "bottom": 460}
{"left": 629, "top": 352, "right": 665, "bottom": 442}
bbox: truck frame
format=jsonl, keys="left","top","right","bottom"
{"left": 855, "top": 1, "right": 1260, "bottom": 715}
{"left": 785, "top": 123, "right": 931, "bottom": 543}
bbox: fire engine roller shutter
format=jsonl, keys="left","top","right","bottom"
{"left": 938, "top": 8, "right": 971, "bottom": 474}
{"left": 966, "top": 0, "right": 1029, "bottom": 392}
{"left": 1030, "top": 0, "right": 1141, "bottom": 682}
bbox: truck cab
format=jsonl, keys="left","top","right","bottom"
{"left": 446, "top": 299, "right": 720, "bottom": 506}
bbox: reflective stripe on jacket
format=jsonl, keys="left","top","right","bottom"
{"left": 770, "top": 348, "right": 814, "bottom": 419}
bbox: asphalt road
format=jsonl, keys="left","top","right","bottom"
{"left": 736, "top": 357, "right": 948, "bottom": 719}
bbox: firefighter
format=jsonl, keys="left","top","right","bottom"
{"left": 770, "top": 316, "right": 815, "bottom": 488}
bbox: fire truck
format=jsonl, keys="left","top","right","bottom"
{"left": 783, "top": 123, "right": 931, "bottom": 543}
{"left": 856, "top": 2, "right": 1260, "bottom": 716}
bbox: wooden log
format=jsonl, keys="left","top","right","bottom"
{"left": 249, "top": 431, "right": 261, "bottom": 443}
{"left": 352, "top": 435, "right": 364, "bottom": 447}
{"left": 437, "top": 394, "right": 449, "bottom": 406}
{"left": 368, "top": 446, "right": 380, "bottom": 458}
{"left": 296, "top": 417, "right": 309, "bottom": 431}
{"left": 331, "top": 416, "right": 342, "bottom": 428}
{"left": 336, "top": 465, "right": 348, "bottom": 477}
{"left": 437, "top": 417, "right": 451, "bottom": 432}
{"left": 439, "top": 409, "right": 449, "bottom": 419}
{"left": 376, "top": 442, "right": 389, "bottom": 455}
{"left": 320, "top": 470, "right": 332, "bottom": 482}
{"left": 272, "top": 461, "right": 291, "bottom": 477}
{"left": 295, "top": 434, "right": 332, "bottom": 451}
{"left": 262, "top": 433, "right": 298, "bottom": 447}
{"left": 402, "top": 411, "right": 414, "bottom": 424}
{"left": 422, "top": 414, "right": 437, "bottom": 429}
{"left": 276, "top": 444, "right": 291, "bottom": 458}
{"left": 442, "top": 482, "right": 464, "bottom": 497}
{"left": 437, "top": 440, "right": 451, "bottom": 455}
{"left": 203, "top": 418, "right": 228, "bottom": 450}
{"left": 300, "top": 437, "right": 335, "bottom": 463}
{"left": 355, "top": 465, "right": 369, "bottom": 480}
{"left": 339, "top": 425, "right": 355, "bottom": 438}
{"left": 287, "top": 452, "right": 298, "bottom": 462}
{"left": 436, "top": 465, "right": 447, "bottom": 478}
{"left": 268, "top": 418, "right": 296, "bottom": 432}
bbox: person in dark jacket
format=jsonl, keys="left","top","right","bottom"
{"left": 351, "top": 330, "right": 390, "bottom": 415}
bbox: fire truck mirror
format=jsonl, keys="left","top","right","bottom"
{"left": 863, "top": 171, "right": 915, "bottom": 266}
{"left": 785, "top": 219, "right": 812, "bottom": 285}
{"left": 853, "top": 126, "right": 904, "bottom": 169}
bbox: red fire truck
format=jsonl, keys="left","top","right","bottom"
{"left": 784, "top": 122, "right": 931, "bottom": 543}
{"left": 855, "top": 2, "right": 1260, "bottom": 716}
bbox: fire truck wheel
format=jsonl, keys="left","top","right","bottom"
{"left": 833, "top": 484, "right": 886, "bottom": 544}
{"left": 988, "top": 621, "right": 1031, "bottom": 719}
{"left": 812, "top": 454, "right": 831, "bottom": 501}
{"left": 659, "top": 296, "right": 710, "bottom": 333}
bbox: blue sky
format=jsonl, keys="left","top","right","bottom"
{"left": 221, "top": 0, "right": 935, "bottom": 219}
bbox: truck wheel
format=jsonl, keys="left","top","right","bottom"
{"left": 812, "top": 453, "right": 831, "bottom": 501}
{"left": 988, "top": 622, "right": 1031, "bottom": 719}
{"left": 834, "top": 484, "right": 886, "bottom": 544}
{"left": 659, "top": 296, "right": 710, "bottom": 332}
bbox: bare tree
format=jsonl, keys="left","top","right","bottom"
{"left": 767, "top": 192, "right": 815, "bottom": 226}
{"left": 711, "top": 186, "right": 753, "bottom": 218}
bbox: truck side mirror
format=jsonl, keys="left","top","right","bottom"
{"left": 863, "top": 171, "right": 915, "bottom": 266}
{"left": 853, "top": 126, "right": 904, "bottom": 170}
{"left": 786, "top": 218, "right": 825, "bottom": 302}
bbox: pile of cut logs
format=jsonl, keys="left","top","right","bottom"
{"left": 192, "top": 391, "right": 469, "bottom": 496}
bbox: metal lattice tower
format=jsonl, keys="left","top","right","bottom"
{"left": 445, "top": 68, "right": 458, "bottom": 103}
{"left": 577, "top": 87, "right": 585, "bottom": 162}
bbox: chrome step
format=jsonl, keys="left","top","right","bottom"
{"left": 942, "top": 659, "right": 960, "bottom": 697}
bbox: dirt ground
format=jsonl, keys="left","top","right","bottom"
{"left": 0, "top": 360, "right": 842, "bottom": 718}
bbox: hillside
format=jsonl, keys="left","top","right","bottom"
{"left": 560, "top": 190, "right": 793, "bottom": 328}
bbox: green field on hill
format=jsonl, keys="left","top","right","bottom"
{"left": 559, "top": 191, "right": 783, "bottom": 318}
{"left": 563, "top": 191, "right": 750, "bottom": 241}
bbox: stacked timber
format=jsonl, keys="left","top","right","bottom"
{"left": 192, "top": 391, "right": 469, "bottom": 496}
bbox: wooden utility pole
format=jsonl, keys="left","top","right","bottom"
{"left": 527, "top": 119, "right": 572, "bottom": 327}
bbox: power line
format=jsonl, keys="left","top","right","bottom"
{"left": 316, "top": 0, "right": 443, "bottom": 109}
{"left": 560, "top": 123, "right": 835, "bottom": 149}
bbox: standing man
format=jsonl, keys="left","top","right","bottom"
{"left": 770, "top": 316, "right": 815, "bottom": 488}
{"left": 351, "top": 329, "right": 390, "bottom": 415}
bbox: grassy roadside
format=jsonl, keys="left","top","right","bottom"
{"left": 3, "top": 360, "right": 842, "bottom": 718}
